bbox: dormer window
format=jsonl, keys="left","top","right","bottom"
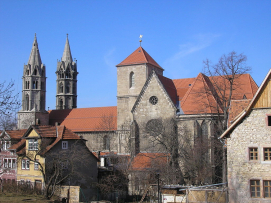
{"left": 28, "top": 139, "right": 38, "bottom": 151}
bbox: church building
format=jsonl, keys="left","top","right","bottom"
{"left": 17, "top": 34, "right": 258, "bottom": 185}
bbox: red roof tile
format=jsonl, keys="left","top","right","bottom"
{"left": 228, "top": 99, "right": 251, "bottom": 127}
{"left": 173, "top": 73, "right": 258, "bottom": 115}
{"left": 117, "top": 47, "right": 163, "bottom": 70}
{"left": 49, "top": 106, "right": 117, "bottom": 132}
{"left": 130, "top": 153, "right": 169, "bottom": 171}
{"left": 5, "top": 129, "right": 27, "bottom": 139}
{"left": 158, "top": 75, "right": 178, "bottom": 105}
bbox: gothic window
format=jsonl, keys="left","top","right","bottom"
{"left": 26, "top": 94, "right": 29, "bottom": 110}
{"left": 146, "top": 119, "right": 163, "bottom": 137}
{"left": 65, "top": 69, "right": 71, "bottom": 78}
{"left": 66, "top": 84, "right": 70, "bottom": 93}
{"left": 26, "top": 69, "right": 30, "bottom": 76}
{"left": 59, "top": 68, "right": 64, "bottom": 78}
{"left": 59, "top": 83, "right": 63, "bottom": 93}
{"left": 103, "top": 135, "right": 110, "bottom": 150}
{"left": 33, "top": 81, "right": 38, "bottom": 89}
{"left": 25, "top": 81, "right": 30, "bottom": 89}
{"left": 59, "top": 99, "right": 63, "bottom": 110}
{"left": 201, "top": 121, "right": 208, "bottom": 137}
{"left": 33, "top": 68, "right": 37, "bottom": 75}
{"left": 129, "top": 72, "right": 135, "bottom": 88}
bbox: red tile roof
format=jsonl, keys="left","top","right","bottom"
{"left": 130, "top": 153, "right": 169, "bottom": 171}
{"left": 228, "top": 99, "right": 251, "bottom": 127}
{"left": 49, "top": 106, "right": 117, "bottom": 132}
{"left": 173, "top": 73, "right": 258, "bottom": 114}
{"left": 158, "top": 75, "right": 178, "bottom": 104}
{"left": 5, "top": 129, "right": 27, "bottom": 139}
{"left": 117, "top": 47, "right": 163, "bottom": 70}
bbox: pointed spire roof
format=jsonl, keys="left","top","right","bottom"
{"left": 62, "top": 34, "right": 73, "bottom": 62}
{"left": 28, "top": 33, "right": 42, "bottom": 66}
{"left": 117, "top": 47, "right": 163, "bottom": 70}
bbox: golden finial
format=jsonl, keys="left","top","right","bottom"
{"left": 139, "top": 35, "right": 143, "bottom": 46}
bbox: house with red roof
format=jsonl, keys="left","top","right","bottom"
{"left": 11, "top": 124, "right": 98, "bottom": 201}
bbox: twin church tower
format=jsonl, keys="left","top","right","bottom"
{"left": 17, "top": 34, "right": 78, "bottom": 129}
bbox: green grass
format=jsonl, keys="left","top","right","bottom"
{"left": 0, "top": 193, "right": 59, "bottom": 202}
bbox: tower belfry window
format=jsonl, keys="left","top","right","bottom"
{"left": 66, "top": 84, "right": 70, "bottom": 93}
{"left": 59, "top": 83, "right": 63, "bottom": 93}
{"left": 26, "top": 94, "right": 29, "bottom": 110}
{"left": 33, "top": 81, "right": 38, "bottom": 89}
{"left": 130, "top": 72, "right": 135, "bottom": 88}
{"left": 33, "top": 68, "right": 37, "bottom": 75}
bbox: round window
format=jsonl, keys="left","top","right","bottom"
{"left": 149, "top": 96, "right": 158, "bottom": 105}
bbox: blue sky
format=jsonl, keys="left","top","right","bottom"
{"left": 0, "top": 1, "right": 271, "bottom": 110}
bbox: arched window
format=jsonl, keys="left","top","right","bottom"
{"left": 66, "top": 69, "right": 71, "bottom": 78}
{"left": 129, "top": 72, "right": 135, "bottom": 88}
{"left": 66, "top": 84, "right": 70, "bottom": 93}
{"left": 32, "top": 81, "right": 38, "bottom": 89}
{"left": 33, "top": 68, "right": 37, "bottom": 75}
{"left": 103, "top": 135, "right": 110, "bottom": 150}
{"left": 59, "top": 83, "right": 63, "bottom": 93}
{"left": 26, "top": 95, "right": 29, "bottom": 110}
{"left": 26, "top": 69, "right": 30, "bottom": 76}
{"left": 59, "top": 99, "right": 63, "bottom": 110}
{"left": 201, "top": 121, "right": 208, "bottom": 137}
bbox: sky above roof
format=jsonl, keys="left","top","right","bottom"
{"left": 0, "top": 1, "right": 270, "bottom": 111}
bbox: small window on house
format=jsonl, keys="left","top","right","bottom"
{"left": 103, "top": 135, "right": 110, "bottom": 150}
{"left": 22, "top": 160, "right": 29, "bottom": 170}
{"left": 268, "top": 116, "right": 271, "bottom": 126}
{"left": 62, "top": 141, "right": 68, "bottom": 149}
{"left": 250, "top": 180, "right": 260, "bottom": 198}
{"left": 34, "top": 162, "right": 39, "bottom": 170}
{"left": 264, "top": 148, "right": 271, "bottom": 161}
{"left": 28, "top": 139, "right": 38, "bottom": 151}
{"left": 264, "top": 180, "right": 271, "bottom": 198}
{"left": 249, "top": 148, "right": 258, "bottom": 160}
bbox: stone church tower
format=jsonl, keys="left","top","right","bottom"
{"left": 56, "top": 35, "right": 78, "bottom": 110}
{"left": 116, "top": 46, "right": 164, "bottom": 129}
{"left": 17, "top": 34, "right": 49, "bottom": 129}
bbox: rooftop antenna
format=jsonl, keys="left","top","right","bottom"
{"left": 139, "top": 35, "right": 143, "bottom": 47}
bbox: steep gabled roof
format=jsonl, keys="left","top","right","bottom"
{"left": 117, "top": 47, "right": 163, "bottom": 70}
{"left": 173, "top": 73, "right": 258, "bottom": 115}
{"left": 131, "top": 71, "right": 177, "bottom": 113}
{"left": 180, "top": 73, "right": 222, "bottom": 114}
{"left": 49, "top": 106, "right": 117, "bottom": 132}
{"left": 220, "top": 69, "right": 271, "bottom": 139}
{"left": 157, "top": 75, "right": 178, "bottom": 105}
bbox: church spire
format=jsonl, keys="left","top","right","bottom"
{"left": 28, "top": 33, "right": 42, "bottom": 66}
{"left": 61, "top": 34, "right": 73, "bottom": 63}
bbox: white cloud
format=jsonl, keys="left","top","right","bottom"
{"left": 165, "top": 33, "right": 221, "bottom": 63}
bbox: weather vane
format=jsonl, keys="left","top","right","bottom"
{"left": 139, "top": 35, "right": 143, "bottom": 46}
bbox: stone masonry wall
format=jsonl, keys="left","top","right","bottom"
{"left": 227, "top": 108, "right": 271, "bottom": 203}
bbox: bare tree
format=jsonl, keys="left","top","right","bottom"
{"left": 203, "top": 51, "right": 251, "bottom": 131}
{"left": 0, "top": 114, "right": 17, "bottom": 130}
{"left": 0, "top": 81, "right": 20, "bottom": 118}
{"left": 203, "top": 51, "right": 252, "bottom": 183}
